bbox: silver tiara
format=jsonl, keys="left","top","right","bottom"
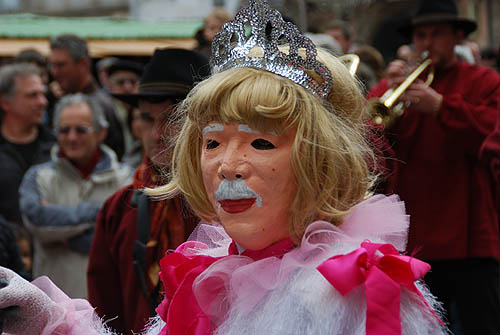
{"left": 210, "top": 0, "right": 333, "bottom": 99}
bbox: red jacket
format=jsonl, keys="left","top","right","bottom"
{"left": 368, "top": 61, "right": 500, "bottom": 261}
{"left": 87, "top": 183, "right": 199, "bottom": 334}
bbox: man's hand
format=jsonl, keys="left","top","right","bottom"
{"left": 400, "top": 80, "right": 443, "bottom": 115}
{"left": 385, "top": 59, "right": 443, "bottom": 116}
{"left": 386, "top": 59, "right": 409, "bottom": 88}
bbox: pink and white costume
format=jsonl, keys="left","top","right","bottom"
{"left": 0, "top": 195, "right": 447, "bottom": 335}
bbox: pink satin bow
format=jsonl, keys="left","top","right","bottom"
{"left": 317, "top": 241, "right": 442, "bottom": 335}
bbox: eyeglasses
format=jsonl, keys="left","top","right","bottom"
{"left": 57, "top": 125, "right": 94, "bottom": 135}
{"left": 139, "top": 96, "right": 172, "bottom": 104}
{"left": 112, "top": 78, "right": 139, "bottom": 86}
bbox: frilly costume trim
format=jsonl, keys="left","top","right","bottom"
{"left": 31, "top": 277, "right": 113, "bottom": 335}
{"left": 156, "top": 194, "right": 447, "bottom": 335}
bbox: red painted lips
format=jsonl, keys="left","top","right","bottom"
{"left": 219, "top": 198, "right": 256, "bottom": 214}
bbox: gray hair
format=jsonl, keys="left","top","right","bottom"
{"left": 0, "top": 63, "right": 41, "bottom": 98}
{"left": 53, "top": 94, "right": 108, "bottom": 132}
{"left": 49, "top": 34, "right": 89, "bottom": 62}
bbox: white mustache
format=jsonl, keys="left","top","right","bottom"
{"left": 215, "top": 179, "right": 262, "bottom": 207}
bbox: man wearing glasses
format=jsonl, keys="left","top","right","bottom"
{"left": 18, "top": 93, "right": 132, "bottom": 299}
{"left": 49, "top": 34, "right": 125, "bottom": 160}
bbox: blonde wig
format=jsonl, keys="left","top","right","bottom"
{"left": 148, "top": 48, "right": 376, "bottom": 244}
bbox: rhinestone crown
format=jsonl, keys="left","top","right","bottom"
{"left": 210, "top": 0, "right": 333, "bottom": 99}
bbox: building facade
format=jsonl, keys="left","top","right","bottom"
{"left": 0, "top": 0, "right": 498, "bottom": 61}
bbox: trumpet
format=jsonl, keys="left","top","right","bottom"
{"left": 339, "top": 54, "right": 360, "bottom": 76}
{"left": 368, "top": 51, "right": 434, "bottom": 126}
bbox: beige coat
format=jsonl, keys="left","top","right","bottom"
{"left": 19, "top": 144, "right": 132, "bottom": 298}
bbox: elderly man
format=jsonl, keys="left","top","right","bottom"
{"left": 368, "top": 0, "right": 500, "bottom": 333}
{"left": 0, "top": 63, "right": 55, "bottom": 226}
{"left": 18, "top": 94, "right": 132, "bottom": 299}
{"left": 49, "top": 34, "right": 125, "bottom": 160}
{"left": 87, "top": 49, "right": 209, "bottom": 334}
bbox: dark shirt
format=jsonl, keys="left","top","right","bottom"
{"left": 0, "top": 125, "right": 55, "bottom": 224}
{"left": 0, "top": 136, "right": 39, "bottom": 168}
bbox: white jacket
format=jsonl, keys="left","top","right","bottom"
{"left": 19, "top": 144, "right": 132, "bottom": 299}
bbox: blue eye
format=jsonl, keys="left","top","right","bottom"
{"left": 206, "top": 139, "right": 220, "bottom": 149}
{"left": 251, "top": 139, "right": 276, "bottom": 150}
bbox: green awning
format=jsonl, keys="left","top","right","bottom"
{"left": 0, "top": 14, "right": 203, "bottom": 39}
{"left": 0, "top": 14, "right": 203, "bottom": 56}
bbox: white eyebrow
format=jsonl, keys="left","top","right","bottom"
{"left": 238, "top": 124, "right": 277, "bottom": 136}
{"left": 202, "top": 123, "right": 224, "bottom": 135}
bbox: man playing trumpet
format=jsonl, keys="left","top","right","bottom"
{"left": 368, "top": 0, "right": 500, "bottom": 334}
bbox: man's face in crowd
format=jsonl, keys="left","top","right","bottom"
{"left": 326, "top": 28, "right": 350, "bottom": 54}
{"left": 108, "top": 70, "right": 140, "bottom": 95}
{"left": 0, "top": 74, "right": 47, "bottom": 127}
{"left": 57, "top": 102, "right": 104, "bottom": 166}
{"left": 203, "top": 17, "right": 225, "bottom": 42}
{"left": 49, "top": 48, "right": 87, "bottom": 94}
{"left": 137, "top": 98, "right": 176, "bottom": 168}
{"left": 413, "top": 23, "right": 463, "bottom": 70}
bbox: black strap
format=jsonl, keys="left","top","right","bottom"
{"left": 131, "top": 190, "right": 157, "bottom": 312}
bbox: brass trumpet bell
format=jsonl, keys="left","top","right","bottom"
{"left": 339, "top": 54, "right": 360, "bottom": 76}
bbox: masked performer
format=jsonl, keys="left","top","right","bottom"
{"left": 0, "top": 1, "right": 447, "bottom": 334}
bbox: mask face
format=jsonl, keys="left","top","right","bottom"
{"left": 200, "top": 122, "right": 297, "bottom": 250}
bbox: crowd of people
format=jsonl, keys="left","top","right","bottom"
{"left": 0, "top": 0, "right": 499, "bottom": 334}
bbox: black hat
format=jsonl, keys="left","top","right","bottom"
{"left": 107, "top": 59, "right": 144, "bottom": 77}
{"left": 398, "top": 0, "right": 477, "bottom": 38}
{"left": 113, "top": 48, "right": 210, "bottom": 107}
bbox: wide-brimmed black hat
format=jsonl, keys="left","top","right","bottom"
{"left": 107, "top": 59, "right": 144, "bottom": 77}
{"left": 398, "top": 0, "right": 477, "bottom": 38}
{"left": 113, "top": 48, "right": 210, "bottom": 107}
